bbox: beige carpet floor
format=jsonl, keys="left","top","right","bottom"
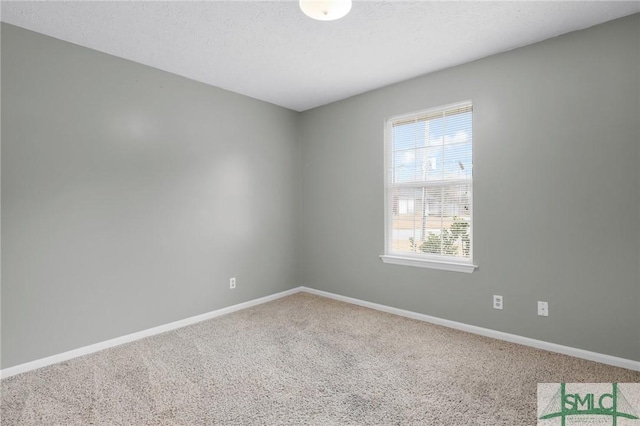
{"left": 1, "top": 292, "right": 638, "bottom": 425}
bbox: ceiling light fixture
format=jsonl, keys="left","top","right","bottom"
{"left": 299, "top": 0, "right": 352, "bottom": 21}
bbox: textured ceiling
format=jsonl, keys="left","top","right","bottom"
{"left": 2, "top": 1, "right": 639, "bottom": 112}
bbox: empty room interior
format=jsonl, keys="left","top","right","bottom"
{"left": 1, "top": 1, "right": 639, "bottom": 424}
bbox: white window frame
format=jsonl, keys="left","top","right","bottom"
{"left": 380, "top": 101, "right": 478, "bottom": 273}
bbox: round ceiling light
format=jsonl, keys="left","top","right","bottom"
{"left": 299, "top": 0, "right": 352, "bottom": 21}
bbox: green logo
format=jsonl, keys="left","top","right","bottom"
{"left": 539, "top": 383, "right": 639, "bottom": 425}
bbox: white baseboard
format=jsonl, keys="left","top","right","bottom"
{"left": 3, "top": 285, "right": 638, "bottom": 379}
{"left": 300, "top": 286, "right": 640, "bottom": 372}
{"left": 0, "top": 287, "right": 303, "bottom": 379}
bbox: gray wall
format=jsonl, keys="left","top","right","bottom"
{"left": 299, "top": 14, "right": 640, "bottom": 361}
{"left": 1, "top": 24, "right": 300, "bottom": 368}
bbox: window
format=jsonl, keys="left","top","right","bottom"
{"left": 380, "top": 101, "right": 477, "bottom": 273}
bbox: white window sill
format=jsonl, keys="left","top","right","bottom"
{"left": 379, "top": 255, "right": 478, "bottom": 273}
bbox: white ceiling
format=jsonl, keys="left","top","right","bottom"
{"left": 2, "top": 1, "right": 639, "bottom": 112}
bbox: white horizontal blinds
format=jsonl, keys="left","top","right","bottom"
{"left": 388, "top": 102, "right": 472, "bottom": 259}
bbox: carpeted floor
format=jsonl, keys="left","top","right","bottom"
{"left": 1, "top": 292, "right": 639, "bottom": 425}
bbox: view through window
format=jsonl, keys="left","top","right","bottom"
{"left": 385, "top": 102, "right": 473, "bottom": 265}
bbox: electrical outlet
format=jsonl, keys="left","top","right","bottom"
{"left": 493, "top": 295, "right": 503, "bottom": 310}
{"left": 538, "top": 301, "right": 548, "bottom": 317}
{"left": 229, "top": 277, "right": 236, "bottom": 289}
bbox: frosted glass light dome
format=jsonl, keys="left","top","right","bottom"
{"left": 299, "top": 0, "right": 352, "bottom": 21}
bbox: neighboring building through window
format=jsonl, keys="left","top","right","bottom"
{"left": 381, "top": 101, "right": 477, "bottom": 273}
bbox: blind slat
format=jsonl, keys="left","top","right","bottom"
{"left": 391, "top": 103, "right": 472, "bottom": 127}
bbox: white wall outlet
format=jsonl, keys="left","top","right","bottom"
{"left": 538, "top": 301, "right": 549, "bottom": 316}
{"left": 229, "top": 277, "right": 236, "bottom": 289}
{"left": 493, "top": 295, "right": 503, "bottom": 310}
